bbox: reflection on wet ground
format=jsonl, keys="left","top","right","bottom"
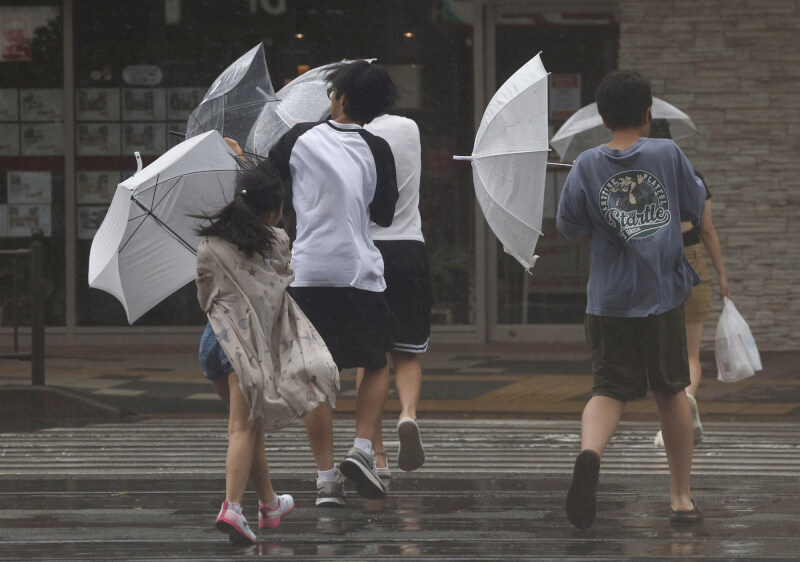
{"left": 2, "top": 474, "right": 800, "bottom": 560}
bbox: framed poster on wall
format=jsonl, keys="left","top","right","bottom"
{"left": 77, "top": 205, "right": 108, "bottom": 239}
{"left": 0, "top": 89, "right": 18, "bottom": 120}
{"left": 20, "top": 89, "right": 63, "bottom": 121}
{"left": 21, "top": 123, "right": 63, "bottom": 155}
{"left": 6, "top": 170, "right": 51, "bottom": 204}
{"left": 8, "top": 204, "right": 51, "bottom": 237}
{"left": 122, "top": 88, "right": 166, "bottom": 121}
{"left": 0, "top": 124, "right": 20, "bottom": 155}
{"left": 76, "top": 88, "right": 120, "bottom": 121}
{"left": 76, "top": 170, "right": 120, "bottom": 204}
{"left": 76, "top": 123, "right": 121, "bottom": 156}
{"left": 166, "top": 87, "right": 204, "bottom": 120}
{"left": 122, "top": 123, "right": 166, "bottom": 155}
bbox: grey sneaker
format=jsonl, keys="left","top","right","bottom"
{"left": 339, "top": 447, "right": 387, "bottom": 499}
{"left": 397, "top": 417, "right": 425, "bottom": 472}
{"left": 316, "top": 475, "right": 346, "bottom": 508}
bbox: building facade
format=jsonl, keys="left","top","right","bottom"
{"left": 0, "top": 0, "right": 795, "bottom": 350}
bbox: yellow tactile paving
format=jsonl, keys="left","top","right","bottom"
{"left": 467, "top": 375, "right": 592, "bottom": 409}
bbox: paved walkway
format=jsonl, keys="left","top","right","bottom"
{"left": 2, "top": 418, "right": 799, "bottom": 559}
{"left": 1, "top": 345, "right": 799, "bottom": 421}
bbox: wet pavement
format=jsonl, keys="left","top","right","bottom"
{"left": 2, "top": 418, "right": 800, "bottom": 560}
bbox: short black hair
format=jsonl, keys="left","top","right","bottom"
{"left": 326, "top": 60, "right": 398, "bottom": 124}
{"left": 595, "top": 70, "right": 652, "bottom": 130}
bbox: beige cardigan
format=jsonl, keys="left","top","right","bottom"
{"left": 196, "top": 230, "right": 338, "bottom": 430}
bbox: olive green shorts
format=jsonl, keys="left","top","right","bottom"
{"left": 584, "top": 304, "right": 690, "bottom": 402}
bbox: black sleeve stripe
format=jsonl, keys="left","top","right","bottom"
{"left": 265, "top": 121, "right": 319, "bottom": 182}
{"left": 357, "top": 129, "right": 398, "bottom": 227}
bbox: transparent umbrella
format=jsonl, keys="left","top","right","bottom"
{"left": 454, "top": 53, "right": 550, "bottom": 271}
{"left": 245, "top": 59, "right": 363, "bottom": 158}
{"left": 185, "top": 43, "right": 277, "bottom": 148}
{"left": 88, "top": 131, "right": 241, "bottom": 323}
{"left": 550, "top": 97, "right": 698, "bottom": 162}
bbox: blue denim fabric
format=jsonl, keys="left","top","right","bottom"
{"left": 198, "top": 322, "right": 232, "bottom": 381}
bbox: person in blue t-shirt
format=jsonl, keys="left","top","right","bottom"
{"left": 557, "top": 70, "right": 707, "bottom": 529}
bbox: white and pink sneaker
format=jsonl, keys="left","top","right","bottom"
{"left": 258, "top": 494, "right": 295, "bottom": 529}
{"left": 215, "top": 501, "right": 257, "bottom": 544}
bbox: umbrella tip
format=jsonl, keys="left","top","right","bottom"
{"left": 134, "top": 151, "right": 143, "bottom": 174}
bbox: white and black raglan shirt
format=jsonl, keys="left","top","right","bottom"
{"left": 266, "top": 120, "right": 398, "bottom": 292}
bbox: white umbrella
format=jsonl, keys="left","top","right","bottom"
{"left": 245, "top": 59, "right": 363, "bottom": 158}
{"left": 185, "top": 43, "right": 278, "bottom": 148}
{"left": 454, "top": 53, "right": 550, "bottom": 271}
{"left": 88, "top": 130, "right": 240, "bottom": 323}
{"left": 550, "top": 97, "right": 698, "bottom": 162}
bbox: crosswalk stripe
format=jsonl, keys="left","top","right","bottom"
{"left": 2, "top": 419, "right": 798, "bottom": 477}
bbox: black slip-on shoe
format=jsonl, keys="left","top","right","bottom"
{"left": 670, "top": 500, "right": 703, "bottom": 524}
{"left": 566, "top": 449, "right": 601, "bottom": 529}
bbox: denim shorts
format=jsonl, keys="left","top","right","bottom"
{"left": 199, "top": 322, "right": 232, "bottom": 381}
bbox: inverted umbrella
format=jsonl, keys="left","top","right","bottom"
{"left": 88, "top": 130, "right": 240, "bottom": 323}
{"left": 185, "top": 43, "right": 278, "bottom": 148}
{"left": 454, "top": 53, "right": 550, "bottom": 271}
{"left": 245, "top": 60, "right": 361, "bottom": 158}
{"left": 550, "top": 97, "right": 698, "bottom": 162}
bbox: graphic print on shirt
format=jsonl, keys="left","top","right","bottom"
{"left": 599, "top": 170, "right": 670, "bottom": 242}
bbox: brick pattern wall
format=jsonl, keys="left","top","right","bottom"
{"left": 619, "top": 0, "right": 800, "bottom": 350}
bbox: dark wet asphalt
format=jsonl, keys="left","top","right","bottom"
{"left": 2, "top": 473, "right": 800, "bottom": 560}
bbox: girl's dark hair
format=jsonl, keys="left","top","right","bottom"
{"left": 326, "top": 60, "right": 398, "bottom": 124}
{"left": 649, "top": 118, "right": 672, "bottom": 139}
{"left": 193, "top": 163, "right": 285, "bottom": 257}
{"left": 595, "top": 70, "right": 652, "bottom": 130}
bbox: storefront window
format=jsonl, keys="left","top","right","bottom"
{"left": 0, "top": 2, "right": 65, "bottom": 326}
{"left": 73, "top": 0, "right": 475, "bottom": 327}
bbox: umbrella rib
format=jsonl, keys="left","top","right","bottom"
{"left": 127, "top": 197, "right": 198, "bottom": 256}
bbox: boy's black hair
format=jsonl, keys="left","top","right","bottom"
{"left": 193, "top": 163, "right": 284, "bottom": 257}
{"left": 595, "top": 70, "right": 653, "bottom": 130}
{"left": 326, "top": 60, "right": 398, "bottom": 124}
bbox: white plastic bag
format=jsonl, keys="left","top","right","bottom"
{"left": 715, "top": 297, "right": 762, "bottom": 382}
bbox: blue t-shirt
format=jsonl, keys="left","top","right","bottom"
{"left": 556, "top": 137, "right": 707, "bottom": 318}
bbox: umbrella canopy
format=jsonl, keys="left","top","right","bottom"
{"left": 245, "top": 60, "right": 360, "bottom": 158}
{"left": 457, "top": 53, "right": 550, "bottom": 271}
{"left": 185, "top": 43, "right": 278, "bottom": 148}
{"left": 550, "top": 97, "right": 698, "bottom": 162}
{"left": 88, "top": 130, "right": 240, "bottom": 323}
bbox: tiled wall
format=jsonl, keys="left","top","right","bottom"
{"left": 620, "top": 0, "right": 800, "bottom": 350}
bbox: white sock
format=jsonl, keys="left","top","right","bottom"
{"left": 262, "top": 496, "right": 279, "bottom": 510}
{"left": 354, "top": 437, "right": 373, "bottom": 455}
{"left": 227, "top": 501, "right": 242, "bottom": 514}
{"left": 318, "top": 467, "right": 340, "bottom": 482}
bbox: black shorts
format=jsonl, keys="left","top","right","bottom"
{"left": 374, "top": 240, "right": 433, "bottom": 354}
{"left": 288, "top": 286, "right": 394, "bottom": 370}
{"left": 584, "top": 303, "right": 690, "bottom": 402}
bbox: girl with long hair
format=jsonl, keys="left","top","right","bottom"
{"left": 195, "top": 162, "right": 339, "bottom": 544}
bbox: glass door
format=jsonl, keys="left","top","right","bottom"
{"left": 484, "top": 2, "right": 620, "bottom": 342}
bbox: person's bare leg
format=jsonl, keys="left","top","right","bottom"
{"left": 357, "top": 366, "right": 389, "bottom": 469}
{"left": 580, "top": 395, "right": 625, "bottom": 455}
{"left": 393, "top": 351, "right": 422, "bottom": 420}
{"left": 213, "top": 375, "right": 272, "bottom": 503}
{"left": 355, "top": 358, "right": 391, "bottom": 442}
{"left": 250, "top": 428, "right": 275, "bottom": 505}
{"left": 303, "top": 403, "right": 335, "bottom": 471}
{"left": 685, "top": 322, "right": 704, "bottom": 397}
{"left": 654, "top": 390, "right": 694, "bottom": 512}
{"left": 225, "top": 372, "right": 268, "bottom": 504}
